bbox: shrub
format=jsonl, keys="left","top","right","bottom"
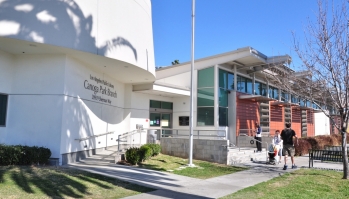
{"left": 125, "top": 147, "right": 140, "bottom": 165}
{"left": 139, "top": 145, "right": 152, "bottom": 162}
{"left": 0, "top": 144, "right": 51, "bottom": 166}
{"left": 149, "top": 144, "right": 161, "bottom": 156}
{"left": 295, "top": 138, "right": 312, "bottom": 156}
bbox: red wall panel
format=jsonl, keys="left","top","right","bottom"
{"left": 236, "top": 92, "right": 259, "bottom": 135}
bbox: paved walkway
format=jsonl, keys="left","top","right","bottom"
{"left": 66, "top": 155, "right": 344, "bottom": 199}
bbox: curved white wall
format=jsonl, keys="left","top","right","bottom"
{"left": 0, "top": 0, "right": 155, "bottom": 74}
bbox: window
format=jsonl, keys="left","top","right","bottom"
{"left": 197, "top": 67, "right": 215, "bottom": 126}
{"left": 228, "top": 73, "right": 234, "bottom": 90}
{"left": 237, "top": 75, "right": 246, "bottom": 93}
{"left": 219, "top": 88, "right": 228, "bottom": 107}
{"left": 291, "top": 95, "right": 299, "bottom": 104}
{"left": 281, "top": 91, "right": 288, "bottom": 102}
{"left": 219, "top": 107, "right": 228, "bottom": 126}
{"left": 255, "top": 81, "right": 267, "bottom": 96}
{"left": 150, "top": 100, "right": 173, "bottom": 110}
{"left": 197, "top": 88, "right": 214, "bottom": 106}
{"left": 0, "top": 94, "right": 8, "bottom": 126}
{"left": 198, "top": 67, "right": 214, "bottom": 88}
{"left": 197, "top": 107, "right": 214, "bottom": 126}
{"left": 269, "top": 86, "right": 278, "bottom": 100}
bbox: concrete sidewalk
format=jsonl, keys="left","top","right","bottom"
{"left": 66, "top": 155, "right": 345, "bottom": 199}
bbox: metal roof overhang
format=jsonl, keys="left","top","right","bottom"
{"left": 133, "top": 82, "right": 190, "bottom": 98}
{"left": 239, "top": 95, "right": 276, "bottom": 102}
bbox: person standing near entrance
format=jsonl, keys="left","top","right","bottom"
{"left": 255, "top": 123, "right": 262, "bottom": 152}
{"left": 280, "top": 123, "right": 298, "bottom": 170}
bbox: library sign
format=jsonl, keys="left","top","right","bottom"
{"left": 84, "top": 75, "right": 117, "bottom": 104}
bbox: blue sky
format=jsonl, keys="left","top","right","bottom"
{"left": 151, "top": 0, "right": 321, "bottom": 70}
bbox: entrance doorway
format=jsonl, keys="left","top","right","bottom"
{"left": 149, "top": 112, "right": 172, "bottom": 137}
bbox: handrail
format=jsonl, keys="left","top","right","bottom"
{"left": 158, "top": 128, "right": 227, "bottom": 140}
{"left": 117, "top": 129, "right": 147, "bottom": 152}
{"left": 239, "top": 134, "right": 268, "bottom": 161}
{"left": 75, "top": 131, "right": 114, "bottom": 141}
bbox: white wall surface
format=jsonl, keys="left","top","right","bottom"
{"left": 1, "top": 54, "right": 66, "bottom": 158}
{"left": 314, "top": 112, "right": 330, "bottom": 135}
{"left": 0, "top": 50, "right": 14, "bottom": 139}
{"left": 0, "top": 0, "right": 155, "bottom": 74}
{"left": 157, "top": 71, "right": 191, "bottom": 88}
{"left": 12, "top": 54, "right": 66, "bottom": 94}
{"left": 5, "top": 95, "right": 63, "bottom": 158}
{"left": 60, "top": 56, "right": 125, "bottom": 154}
{"left": 0, "top": 50, "right": 14, "bottom": 94}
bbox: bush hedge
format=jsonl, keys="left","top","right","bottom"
{"left": 295, "top": 134, "right": 349, "bottom": 156}
{"left": 139, "top": 145, "right": 152, "bottom": 162}
{"left": 125, "top": 147, "right": 141, "bottom": 165}
{"left": 0, "top": 144, "right": 51, "bottom": 166}
{"left": 125, "top": 144, "right": 161, "bottom": 165}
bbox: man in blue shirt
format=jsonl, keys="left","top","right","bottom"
{"left": 255, "top": 123, "right": 262, "bottom": 152}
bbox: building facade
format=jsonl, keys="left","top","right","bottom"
{"left": 0, "top": 0, "right": 331, "bottom": 165}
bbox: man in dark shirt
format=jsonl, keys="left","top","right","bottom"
{"left": 280, "top": 123, "right": 298, "bottom": 170}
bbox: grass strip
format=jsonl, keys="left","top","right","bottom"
{"left": 221, "top": 169, "right": 349, "bottom": 199}
{"left": 136, "top": 154, "right": 247, "bottom": 179}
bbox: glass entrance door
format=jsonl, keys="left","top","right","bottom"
{"left": 150, "top": 112, "right": 172, "bottom": 137}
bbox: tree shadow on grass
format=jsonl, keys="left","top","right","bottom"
{"left": 137, "top": 163, "right": 167, "bottom": 172}
{"left": 4, "top": 166, "right": 152, "bottom": 198}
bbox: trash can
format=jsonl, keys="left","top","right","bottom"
{"left": 147, "top": 129, "right": 157, "bottom": 144}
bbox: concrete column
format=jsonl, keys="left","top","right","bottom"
{"left": 214, "top": 65, "right": 219, "bottom": 127}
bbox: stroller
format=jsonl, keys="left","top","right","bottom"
{"left": 267, "top": 144, "right": 279, "bottom": 165}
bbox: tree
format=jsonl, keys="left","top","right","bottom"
{"left": 292, "top": 0, "right": 349, "bottom": 179}
{"left": 171, "top": 60, "right": 180, "bottom": 65}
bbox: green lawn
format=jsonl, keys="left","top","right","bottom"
{"left": 221, "top": 169, "right": 349, "bottom": 199}
{"left": 135, "top": 153, "right": 247, "bottom": 179}
{"left": 0, "top": 166, "right": 154, "bottom": 199}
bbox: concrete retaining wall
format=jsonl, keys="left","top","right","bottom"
{"left": 237, "top": 136, "right": 273, "bottom": 149}
{"left": 161, "top": 138, "right": 229, "bottom": 164}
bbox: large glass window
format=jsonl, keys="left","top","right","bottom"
{"left": 246, "top": 78, "right": 253, "bottom": 94}
{"left": 197, "top": 67, "right": 214, "bottom": 126}
{"left": 219, "top": 69, "right": 228, "bottom": 89}
{"left": 237, "top": 75, "right": 245, "bottom": 92}
{"left": 197, "top": 88, "right": 214, "bottom": 106}
{"left": 228, "top": 73, "right": 234, "bottom": 90}
{"left": 254, "top": 81, "right": 267, "bottom": 96}
{"left": 219, "top": 88, "right": 228, "bottom": 107}
{"left": 218, "top": 69, "right": 231, "bottom": 127}
{"left": 219, "top": 107, "right": 228, "bottom": 126}
{"left": 198, "top": 67, "right": 214, "bottom": 88}
{"left": 269, "top": 86, "right": 278, "bottom": 99}
{"left": 0, "top": 94, "right": 8, "bottom": 126}
{"left": 197, "top": 107, "right": 214, "bottom": 126}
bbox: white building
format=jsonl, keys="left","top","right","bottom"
{"left": 0, "top": 0, "right": 170, "bottom": 164}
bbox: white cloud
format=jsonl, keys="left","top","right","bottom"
{"left": 14, "top": 4, "right": 34, "bottom": 12}
{"left": 36, "top": 10, "right": 57, "bottom": 23}
{"left": 29, "top": 31, "right": 44, "bottom": 43}
{"left": 0, "top": 20, "right": 20, "bottom": 36}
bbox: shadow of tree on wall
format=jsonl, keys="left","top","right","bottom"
{"left": 1, "top": 166, "right": 152, "bottom": 198}
{"left": 0, "top": 0, "right": 137, "bottom": 60}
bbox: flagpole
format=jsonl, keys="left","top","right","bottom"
{"left": 188, "top": 0, "right": 195, "bottom": 167}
